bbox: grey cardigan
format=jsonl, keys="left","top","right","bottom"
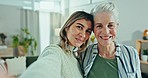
{"left": 81, "top": 42, "right": 142, "bottom": 78}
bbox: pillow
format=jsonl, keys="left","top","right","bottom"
{"left": 5, "top": 56, "right": 26, "bottom": 76}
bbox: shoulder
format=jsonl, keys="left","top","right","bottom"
{"left": 81, "top": 44, "right": 97, "bottom": 56}
{"left": 81, "top": 43, "right": 98, "bottom": 63}
{"left": 87, "top": 43, "right": 97, "bottom": 48}
{"left": 82, "top": 43, "right": 98, "bottom": 55}
{"left": 120, "top": 44, "right": 137, "bottom": 53}
{"left": 20, "top": 44, "right": 63, "bottom": 78}
{"left": 87, "top": 43, "right": 98, "bottom": 52}
{"left": 46, "top": 44, "right": 63, "bottom": 52}
{"left": 39, "top": 44, "right": 64, "bottom": 58}
{"left": 117, "top": 43, "right": 138, "bottom": 58}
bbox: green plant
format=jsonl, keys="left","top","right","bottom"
{"left": 12, "top": 28, "right": 37, "bottom": 55}
{"left": 142, "top": 49, "right": 148, "bottom": 55}
{"left": 0, "top": 33, "right": 7, "bottom": 45}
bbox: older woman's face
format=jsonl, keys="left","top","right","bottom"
{"left": 93, "top": 12, "right": 118, "bottom": 46}
{"left": 66, "top": 19, "right": 92, "bottom": 47}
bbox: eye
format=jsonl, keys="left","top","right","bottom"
{"left": 76, "top": 26, "right": 83, "bottom": 30}
{"left": 95, "top": 24, "right": 103, "bottom": 29}
{"left": 86, "top": 29, "right": 92, "bottom": 34}
{"left": 108, "top": 24, "right": 115, "bottom": 29}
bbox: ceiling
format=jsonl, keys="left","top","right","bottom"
{"left": 0, "top": 0, "right": 61, "bottom": 7}
{"left": 0, "top": 0, "right": 62, "bottom": 10}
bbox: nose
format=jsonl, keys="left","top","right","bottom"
{"left": 102, "top": 27, "right": 110, "bottom": 34}
{"left": 80, "top": 30, "right": 86, "bottom": 38}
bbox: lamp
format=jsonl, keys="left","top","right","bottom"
{"left": 143, "top": 29, "right": 148, "bottom": 40}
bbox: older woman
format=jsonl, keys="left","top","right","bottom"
{"left": 20, "top": 11, "right": 94, "bottom": 78}
{"left": 81, "top": 1, "right": 142, "bottom": 78}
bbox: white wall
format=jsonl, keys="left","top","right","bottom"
{"left": 1, "top": 0, "right": 148, "bottom": 53}
{"left": 0, "top": 5, "right": 40, "bottom": 55}
{"left": 68, "top": 0, "right": 148, "bottom": 48}
{"left": 39, "top": 12, "right": 50, "bottom": 53}
{"left": 115, "top": 0, "right": 148, "bottom": 47}
{"left": 0, "top": 5, "right": 21, "bottom": 45}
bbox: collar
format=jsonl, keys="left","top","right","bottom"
{"left": 114, "top": 42, "right": 122, "bottom": 57}
{"left": 68, "top": 45, "right": 75, "bottom": 52}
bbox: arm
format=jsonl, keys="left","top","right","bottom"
{"left": 20, "top": 46, "right": 62, "bottom": 78}
{"left": 0, "top": 59, "right": 7, "bottom": 78}
{"left": 134, "top": 48, "right": 142, "bottom": 78}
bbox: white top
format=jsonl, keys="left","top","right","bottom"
{"left": 20, "top": 44, "right": 83, "bottom": 78}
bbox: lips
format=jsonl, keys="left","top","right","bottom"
{"left": 75, "top": 38, "right": 84, "bottom": 43}
{"left": 100, "top": 36, "right": 112, "bottom": 40}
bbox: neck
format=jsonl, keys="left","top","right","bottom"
{"left": 98, "top": 42, "right": 116, "bottom": 59}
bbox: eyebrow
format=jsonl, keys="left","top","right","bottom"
{"left": 95, "top": 23, "right": 101, "bottom": 26}
{"left": 109, "top": 22, "right": 116, "bottom": 24}
{"left": 95, "top": 22, "right": 116, "bottom": 25}
{"left": 77, "top": 23, "right": 92, "bottom": 30}
{"left": 76, "top": 23, "right": 84, "bottom": 27}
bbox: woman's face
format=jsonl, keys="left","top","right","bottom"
{"left": 66, "top": 19, "right": 92, "bottom": 47}
{"left": 93, "top": 12, "right": 118, "bottom": 46}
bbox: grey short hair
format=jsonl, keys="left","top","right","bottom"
{"left": 91, "top": 1, "right": 119, "bottom": 21}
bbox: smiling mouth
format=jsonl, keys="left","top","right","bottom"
{"left": 76, "top": 38, "right": 84, "bottom": 43}
{"left": 100, "top": 36, "right": 112, "bottom": 40}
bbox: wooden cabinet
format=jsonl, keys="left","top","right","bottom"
{"left": 136, "top": 40, "right": 148, "bottom": 62}
{"left": 0, "top": 47, "right": 13, "bottom": 57}
{"left": 136, "top": 40, "right": 148, "bottom": 57}
{"left": 136, "top": 40, "right": 148, "bottom": 74}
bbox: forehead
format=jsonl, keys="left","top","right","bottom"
{"left": 73, "top": 19, "right": 92, "bottom": 28}
{"left": 94, "top": 12, "right": 117, "bottom": 23}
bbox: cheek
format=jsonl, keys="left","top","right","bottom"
{"left": 94, "top": 29, "right": 101, "bottom": 36}
{"left": 85, "top": 34, "right": 91, "bottom": 40}
{"left": 67, "top": 28, "right": 76, "bottom": 36}
{"left": 66, "top": 31, "right": 73, "bottom": 40}
{"left": 111, "top": 29, "right": 117, "bottom": 36}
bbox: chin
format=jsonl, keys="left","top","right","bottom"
{"left": 75, "top": 45, "right": 81, "bottom": 47}
{"left": 99, "top": 42, "right": 109, "bottom": 46}
{"left": 74, "top": 43, "right": 82, "bottom": 47}
{"left": 98, "top": 41, "right": 111, "bottom": 46}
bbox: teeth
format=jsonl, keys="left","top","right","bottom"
{"left": 100, "top": 36, "right": 112, "bottom": 40}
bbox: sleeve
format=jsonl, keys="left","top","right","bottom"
{"left": 20, "top": 46, "right": 62, "bottom": 78}
{"left": 133, "top": 48, "right": 142, "bottom": 78}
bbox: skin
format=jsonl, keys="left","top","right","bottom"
{"left": 66, "top": 19, "right": 92, "bottom": 47}
{"left": 0, "top": 67, "right": 7, "bottom": 78}
{"left": 93, "top": 12, "right": 118, "bottom": 58}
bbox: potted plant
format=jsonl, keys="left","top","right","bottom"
{"left": 12, "top": 28, "right": 37, "bottom": 56}
{"left": 0, "top": 33, "right": 7, "bottom": 45}
{"left": 141, "top": 49, "right": 148, "bottom": 62}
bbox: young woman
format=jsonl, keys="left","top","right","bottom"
{"left": 20, "top": 11, "right": 94, "bottom": 78}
